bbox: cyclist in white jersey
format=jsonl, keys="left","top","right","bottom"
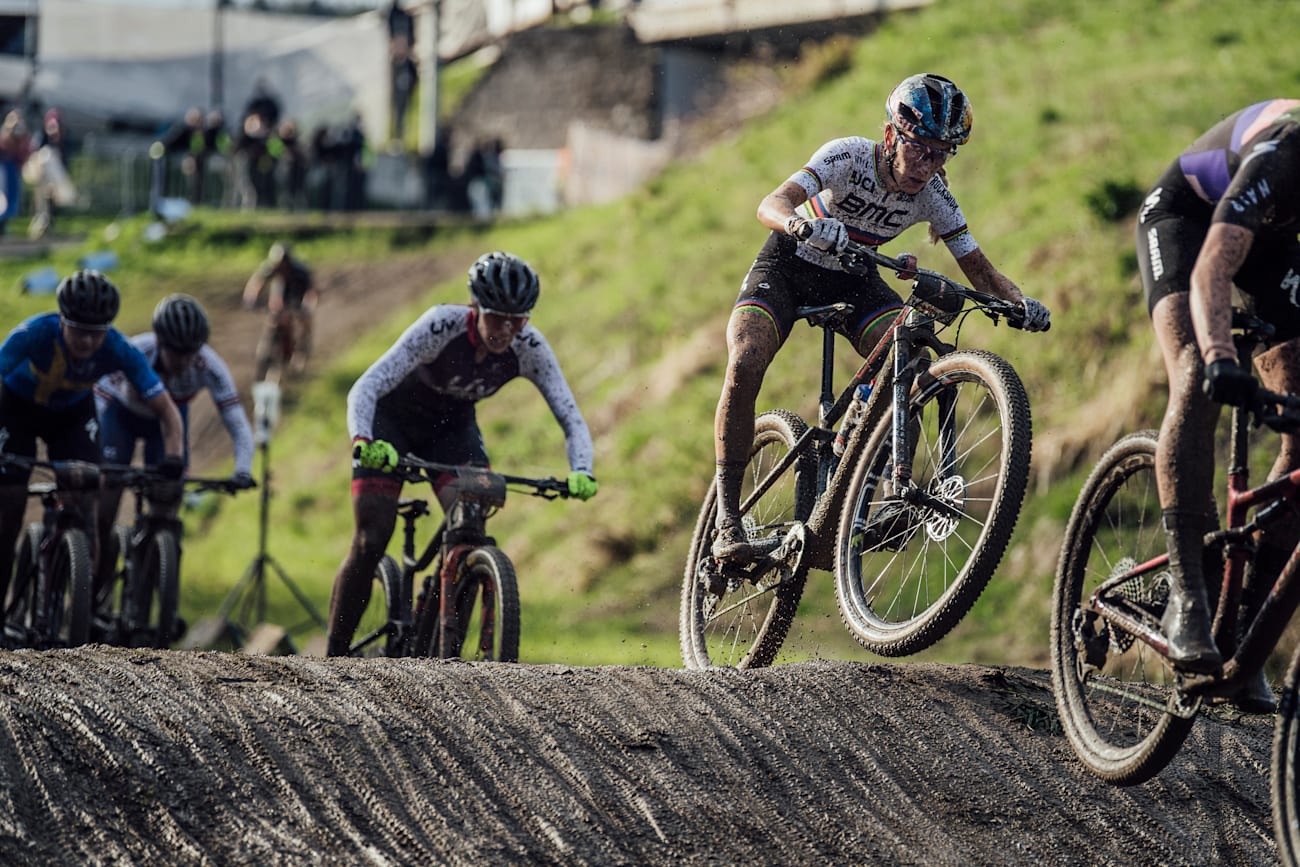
{"left": 711, "top": 73, "right": 1052, "bottom": 561}
{"left": 325, "top": 251, "right": 598, "bottom": 656}
{"left": 93, "top": 294, "right": 256, "bottom": 590}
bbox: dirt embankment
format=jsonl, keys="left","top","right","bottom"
{"left": 0, "top": 649, "right": 1276, "bottom": 865}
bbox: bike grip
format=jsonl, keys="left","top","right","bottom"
{"left": 793, "top": 220, "right": 813, "bottom": 241}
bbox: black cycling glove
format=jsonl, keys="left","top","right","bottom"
{"left": 1203, "top": 359, "right": 1257, "bottom": 407}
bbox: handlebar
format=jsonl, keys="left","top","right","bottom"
{"left": 790, "top": 221, "right": 1039, "bottom": 331}
{"left": 840, "top": 240, "right": 1037, "bottom": 331}
{"left": 395, "top": 454, "right": 572, "bottom": 500}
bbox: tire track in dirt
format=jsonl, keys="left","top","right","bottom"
{"left": 0, "top": 649, "right": 1278, "bottom": 865}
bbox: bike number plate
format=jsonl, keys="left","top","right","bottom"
{"left": 446, "top": 471, "right": 507, "bottom": 508}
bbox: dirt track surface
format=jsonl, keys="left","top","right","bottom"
{"left": 0, "top": 649, "right": 1276, "bottom": 865}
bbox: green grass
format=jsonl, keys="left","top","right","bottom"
{"left": 6, "top": 0, "right": 1298, "bottom": 667}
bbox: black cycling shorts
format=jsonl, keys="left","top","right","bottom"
{"left": 352, "top": 380, "right": 489, "bottom": 497}
{"left": 1138, "top": 165, "right": 1300, "bottom": 340}
{"left": 0, "top": 386, "right": 99, "bottom": 486}
{"left": 734, "top": 231, "right": 904, "bottom": 347}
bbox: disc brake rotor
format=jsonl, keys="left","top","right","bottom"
{"left": 923, "top": 475, "right": 967, "bottom": 541}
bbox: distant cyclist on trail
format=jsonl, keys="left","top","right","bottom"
{"left": 93, "top": 293, "right": 257, "bottom": 590}
{"left": 243, "top": 242, "right": 318, "bottom": 380}
{"left": 709, "top": 73, "right": 1051, "bottom": 563}
{"left": 0, "top": 271, "right": 185, "bottom": 605}
{"left": 325, "top": 251, "right": 599, "bottom": 657}
{"left": 1136, "top": 98, "right": 1300, "bottom": 712}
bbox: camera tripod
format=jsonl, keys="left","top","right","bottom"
{"left": 213, "top": 382, "right": 326, "bottom": 650}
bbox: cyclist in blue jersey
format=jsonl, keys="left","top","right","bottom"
{"left": 325, "top": 251, "right": 598, "bottom": 657}
{"left": 0, "top": 270, "right": 185, "bottom": 607}
{"left": 1137, "top": 98, "right": 1300, "bottom": 711}
{"left": 710, "top": 73, "right": 1051, "bottom": 563}
{"left": 93, "top": 293, "right": 257, "bottom": 589}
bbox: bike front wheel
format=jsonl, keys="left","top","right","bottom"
{"left": 834, "top": 349, "right": 1031, "bottom": 656}
{"left": 443, "top": 546, "right": 520, "bottom": 662}
{"left": 46, "top": 528, "right": 93, "bottom": 648}
{"left": 128, "top": 529, "right": 181, "bottom": 649}
{"left": 679, "top": 409, "right": 816, "bottom": 669}
{"left": 1051, "top": 430, "right": 1195, "bottom": 785}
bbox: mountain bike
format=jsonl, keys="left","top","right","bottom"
{"left": 680, "top": 241, "right": 1038, "bottom": 669}
{"left": 1, "top": 455, "right": 102, "bottom": 649}
{"left": 1047, "top": 313, "right": 1300, "bottom": 863}
{"left": 94, "top": 468, "right": 251, "bottom": 649}
{"left": 255, "top": 308, "right": 311, "bottom": 383}
{"left": 349, "top": 455, "right": 571, "bottom": 661}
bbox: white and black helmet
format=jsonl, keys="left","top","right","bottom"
{"left": 152, "top": 293, "right": 210, "bottom": 353}
{"left": 468, "top": 251, "right": 539, "bottom": 315}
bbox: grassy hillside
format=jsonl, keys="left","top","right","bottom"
{"left": 3, "top": 0, "right": 1297, "bottom": 666}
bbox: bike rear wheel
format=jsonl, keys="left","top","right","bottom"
{"left": 128, "top": 529, "right": 181, "bottom": 648}
{"left": 5, "top": 524, "right": 44, "bottom": 646}
{"left": 679, "top": 409, "right": 816, "bottom": 669}
{"left": 440, "top": 546, "right": 520, "bottom": 662}
{"left": 1273, "top": 643, "right": 1300, "bottom": 865}
{"left": 834, "top": 349, "right": 1031, "bottom": 656}
{"left": 46, "top": 528, "right": 93, "bottom": 648}
{"left": 352, "top": 554, "right": 407, "bottom": 657}
{"left": 1051, "top": 430, "right": 1195, "bottom": 785}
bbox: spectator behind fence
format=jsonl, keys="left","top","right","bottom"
{"left": 160, "top": 108, "right": 203, "bottom": 200}
{"left": 25, "top": 108, "right": 76, "bottom": 240}
{"left": 0, "top": 110, "right": 32, "bottom": 237}
{"left": 275, "top": 119, "right": 308, "bottom": 211}
{"left": 233, "top": 112, "right": 275, "bottom": 210}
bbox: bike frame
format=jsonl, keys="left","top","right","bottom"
{"left": 1086, "top": 394, "right": 1300, "bottom": 701}
{"left": 737, "top": 243, "right": 1020, "bottom": 565}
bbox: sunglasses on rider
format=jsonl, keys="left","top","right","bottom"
{"left": 894, "top": 128, "right": 957, "bottom": 165}
{"left": 478, "top": 307, "right": 530, "bottom": 321}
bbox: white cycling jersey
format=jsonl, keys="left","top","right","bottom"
{"left": 347, "top": 305, "right": 594, "bottom": 474}
{"left": 789, "top": 136, "right": 979, "bottom": 269}
{"left": 94, "top": 333, "right": 255, "bottom": 475}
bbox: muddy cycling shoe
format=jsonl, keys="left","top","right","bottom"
{"left": 1230, "top": 670, "right": 1277, "bottom": 714}
{"left": 711, "top": 518, "right": 757, "bottom": 563}
{"left": 1160, "top": 592, "right": 1223, "bottom": 675}
{"left": 862, "top": 499, "right": 918, "bottom": 553}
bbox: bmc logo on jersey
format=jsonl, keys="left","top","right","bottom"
{"left": 836, "top": 193, "right": 908, "bottom": 229}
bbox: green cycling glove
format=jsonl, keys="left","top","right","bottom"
{"left": 567, "top": 471, "right": 598, "bottom": 501}
{"left": 353, "top": 438, "right": 399, "bottom": 472}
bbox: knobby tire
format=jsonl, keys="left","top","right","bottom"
{"left": 1273, "top": 645, "right": 1300, "bottom": 866}
{"left": 446, "top": 546, "right": 520, "bottom": 663}
{"left": 679, "top": 409, "right": 816, "bottom": 669}
{"left": 1050, "top": 430, "right": 1194, "bottom": 785}
{"left": 47, "top": 528, "right": 93, "bottom": 648}
{"left": 133, "top": 529, "right": 181, "bottom": 649}
{"left": 833, "top": 350, "right": 1031, "bottom": 656}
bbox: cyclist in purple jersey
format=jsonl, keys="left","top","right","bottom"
{"left": 0, "top": 270, "right": 184, "bottom": 608}
{"left": 325, "top": 251, "right": 597, "bottom": 657}
{"left": 1137, "top": 98, "right": 1300, "bottom": 710}
{"left": 711, "top": 73, "right": 1052, "bottom": 561}
{"left": 92, "top": 294, "right": 257, "bottom": 591}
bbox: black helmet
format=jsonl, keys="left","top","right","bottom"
{"left": 467, "top": 251, "right": 539, "bottom": 315}
{"left": 152, "top": 293, "right": 210, "bottom": 353}
{"left": 57, "top": 269, "right": 120, "bottom": 328}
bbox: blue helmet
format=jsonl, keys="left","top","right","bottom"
{"left": 886, "top": 73, "right": 973, "bottom": 147}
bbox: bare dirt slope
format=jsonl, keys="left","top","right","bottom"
{"left": 0, "top": 648, "right": 1276, "bottom": 865}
